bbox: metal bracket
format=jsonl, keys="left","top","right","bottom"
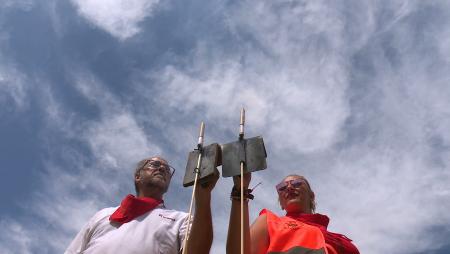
{"left": 183, "top": 143, "right": 220, "bottom": 187}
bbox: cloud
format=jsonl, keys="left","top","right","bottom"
{"left": 0, "top": 67, "right": 164, "bottom": 253}
{"left": 0, "top": 64, "right": 28, "bottom": 111}
{"left": 0, "top": 16, "right": 29, "bottom": 111}
{"left": 71, "top": 69, "right": 160, "bottom": 169}
{"left": 70, "top": 0, "right": 161, "bottom": 40}
{"left": 0, "top": 219, "right": 33, "bottom": 254}
{"left": 152, "top": 1, "right": 352, "bottom": 153}
{"left": 0, "top": 0, "right": 34, "bottom": 10}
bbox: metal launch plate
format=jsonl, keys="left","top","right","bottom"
{"left": 221, "top": 136, "right": 267, "bottom": 177}
{"left": 183, "top": 143, "right": 220, "bottom": 187}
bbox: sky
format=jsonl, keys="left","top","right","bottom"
{"left": 1, "top": 0, "right": 450, "bottom": 253}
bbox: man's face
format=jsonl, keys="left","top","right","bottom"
{"left": 136, "top": 157, "right": 173, "bottom": 194}
{"left": 277, "top": 176, "right": 313, "bottom": 213}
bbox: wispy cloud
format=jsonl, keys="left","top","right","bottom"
{"left": 0, "top": 219, "right": 33, "bottom": 254}
{"left": 0, "top": 17, "right": 29, "bottom": 111}
{"left": 0, "top": 67, "right": 164, "bottom": 253}
{"left": 0, "top": 0, "right": 34, "bottom": 10}
{"left": 0, "top": 64, "right": 28, "bottom": 111}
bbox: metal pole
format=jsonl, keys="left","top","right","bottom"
{"left": 240, "top": 161, "right": 244, "bottom": 254}
{"left": 239, "top": 108, "right": 245, "bottom": 254}
{"left": 182, "top": 122, "right": 205, "bottom": 254}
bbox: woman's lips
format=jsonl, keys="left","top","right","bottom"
{"left": 284, "top": 191, "right": 299, "bottom": 199}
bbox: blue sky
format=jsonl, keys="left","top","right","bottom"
{"left": 1, "top": 1, "right": 450, "bottom": 253}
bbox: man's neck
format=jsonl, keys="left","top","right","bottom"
{"left": 138, "top": 188, "right": 164, "bottom": 200}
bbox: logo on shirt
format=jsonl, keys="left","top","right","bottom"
{"left": 159, "top": 214, "right": 176, "bottom": 222}
{"left": 284, "top": 221, "right": 301, "bottom": 230}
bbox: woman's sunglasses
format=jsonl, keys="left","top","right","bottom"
{"left": 276, "top": 179, "right": 304, "bottom": 193}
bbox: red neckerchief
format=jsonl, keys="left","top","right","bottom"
{"left": 286, "top": 212, "right": 330, "bottom": 230}
{"left": 286, "top": 212, "right": 360, "bottom": 254}
{"left": 109, "top": 194, "right": 163, "bottom": 225}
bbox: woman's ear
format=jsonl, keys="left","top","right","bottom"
{"left": 278, "top": 197, "right": 285, "bottom": 210}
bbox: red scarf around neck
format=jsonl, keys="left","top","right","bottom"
{"left": 286, "top": 212, "right": 360, "bottom": 254}
{"left": 109, "top": 194, "right": 163, "bottom": 225}
{"left": 286, "top": 212, "right": 330, "bottom": 230}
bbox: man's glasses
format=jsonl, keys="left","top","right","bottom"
{"left": 276, "top": 179, "right": 304, "bottom": 193}
{"left": 143, "top": 160, "right": 176, "bottom": 177}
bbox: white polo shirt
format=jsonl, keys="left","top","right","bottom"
{"left": 65, "top": 204, "right": 188, "bottom": 254}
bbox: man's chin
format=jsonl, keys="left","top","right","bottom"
{"left": 146, "top": 180, "right": 169, "bottom": 191}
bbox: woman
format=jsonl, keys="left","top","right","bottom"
{"left": 227, "top": 174, "right": 360, "bottom": 254}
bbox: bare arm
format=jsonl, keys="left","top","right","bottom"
{"left": 249, "top": 214, "right": 269, "bottom": 254}
{"left": 226, "top": 197, "right": 250, "bottom": 254}
{"left": 184, "top": 172, "right": 219, "bottom": 254}
{"left": 226, "top": 173, "right": 251, "bottom": 254}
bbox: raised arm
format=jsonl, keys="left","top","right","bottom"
{"left": 184, "top": 172, "right": 219, "bottom": 254}
{"left": 226, "top": 172, "right": 270, "bottom": 254}
{"left": 226, "top": 173, "right": 251, "bottom": 254}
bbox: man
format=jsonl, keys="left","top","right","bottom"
{"left": 65, "top": 156, "right": 217, "bottom": 254}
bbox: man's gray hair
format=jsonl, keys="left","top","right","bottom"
{"left": 134, "top": 158, "right": 152, "bottom": 195}
{"left": 133, "top": 156, "right": 169, "bottom": 195}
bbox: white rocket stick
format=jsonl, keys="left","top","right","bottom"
{"left": 239, "top": 108, "right": 245, "bottom": 254}
{"left": 182, "top": 122, "right": 205, "bottom": 254}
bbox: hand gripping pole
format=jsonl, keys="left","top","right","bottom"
{"left": 181, "top": 122, "right": 220, "bottom": 254}
{"left": 221, "top": 108, "right": 268, "bottom": 254}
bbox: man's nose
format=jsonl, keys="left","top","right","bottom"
{"left": 155, "top": 166, "right": 168, "bottom": 174}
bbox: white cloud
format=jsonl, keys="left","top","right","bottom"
{"left": 0, "top": 64, "right": 28, "bottom": 110}
{"left": 0, "top": 0, "right": 33, "bottom": 10}
{"left": 0, "top": 27, "right": 29, "bottom": 111}
{"left": 70, "top": 68, "right": 160, "bottom": 169}
{"left": 71, "top": 0, "right": 160, "bottom": 40}
{"left": 86, "top": 113, "right": 157, "bottom": 170}
{"left": 0, "top": 68, "right": 165, "bottom": 253}
{"left": 153, "top": 1, "right": 351, "bottom": 152}
{"left": 0, "top": 219, "right": 33, "bottom": 254}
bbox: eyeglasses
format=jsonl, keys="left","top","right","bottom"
{"left": 276, "top": 179, "right": 304, "bottom": 193}
{"left": 143, "top": 160, "right": 176, "bottom": 177}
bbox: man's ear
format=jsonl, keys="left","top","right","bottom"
{"left": 135, "top": 173, "right": 141, "bottom": 183}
